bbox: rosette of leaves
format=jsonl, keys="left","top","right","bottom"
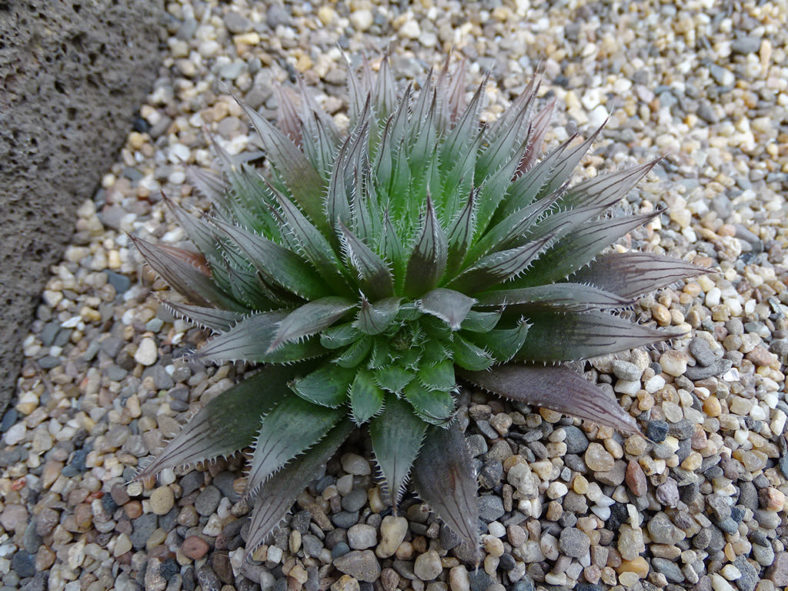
{"left": 132, "top": 57, "right": 704, "bottom": 559}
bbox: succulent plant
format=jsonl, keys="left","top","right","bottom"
{"left": 132, "top": 56, "right": 704, "bottom": 559}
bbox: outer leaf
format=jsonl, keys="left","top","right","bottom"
{"left": 245, "top": 420, "right": 353, "bottom": 555}
{"left": 514, "top": 97, "right": 556, "bottom": 176}
{"left": 476, "top": 283, "right": 633, "bottom": 312}
{"left": 445, "top": 189, "right": 478, "bottom": 276}
{"left": 538, "top": 123, "right": 604, "bottom": 198}
{"left": 238, "top": 100, "right": 326, "bottom": 227}
{"left": 131, "top": 236, "right": 242, "bottom": 311}
{"left": 417, "top": 288, "right": 476, "bottom": 330}
{"left": 349, "top": 369, "right": 385, "bottom": 425}
{"left": 517, "top": 211, "right": 660, "bottom": 287}
{"left": 411, "top": 425, "right": 480, "bottom": 563}
{"left": 213, "top": 218, "right": 329, "bottom": 300}
{"left": 458, "top": 364, "right": 643, "bottom": 435}
{"left": 246, "top": 396, "right": 344, "bottom": 497}
{"left": 136, "top": 367, "right": 298, "bottom": 479}
{"left": 355, "top": 297, "right": 400, "bottom": 335}
{"left": 164, "top": 301, "right": 245, "bottom": 333}
{"left": 339, "top": 222, "right": 395, "bottom": 299}
{"left": 559, "top": 159, "right": 659, "bottom": 210}
{"left": 570, "top": 252, "right": 709, "bottom": 299}
{"left": 404, "top": 196, "right": 448, "bottom": 297}
{"left": 290, "top": 364, "right": 356, "bottom": 408}
{"left": 517, "top": 310, "right": 681, "bottom": 362}
{"left": 268, "top": 297, "right": 355, "bottom": 352}
{"left": 197, "top": 311, "right": 325, "bottom": 364}
{"left": 369, "top": 397, "right": 427, "bottom": 506}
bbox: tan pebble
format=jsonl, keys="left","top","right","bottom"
{"left": 652, "top": 304, "right": 672, "bottom": 326}
{"left": 182, "top": 535, "right": 210, "bottom": 560}
{"left": 760, "top": 488, "right": 785, "bottom": 511}
{"left": 573, "top": 475, "right": 589, "bottom": 495}
{"left": 619, "top": 556, "right": 649, "bottom": 577}
{"left": 660, "top": 350, "right": 689, "bottom": 377}
{"left": 331, "top": 575, "right": 360, "bottom": 591}
{"left": 376, "top": 515, "right": 408, "bottom": 558}
{"left": 149, "top": 486, "right": 174, "bottom": 515}
{"left": 681, "top": 452, "right": 703, "bottom": 471}
{"left": 35, "top": 546, "right": 56, "bottom": 570}
{"left": 703, "top": 397, "right": 722, "bottom": 417}
{"left": 585, "top": 443, "right": 615, "bottom": 472}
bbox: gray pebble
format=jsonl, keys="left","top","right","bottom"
{"left": 302, "top": 534, "right": 323, "bottom": 558}
{"left": 647, "top": 512, "right": 683, "bottom": 545}
{"left": 11, "top": 551, "right": 36, "bottom": 578}
{"left": 341, "top": 489, "right": 367, "bottom": 512}
{"left": 562, "top": 426, "right": 589, "bottom": 454}
{"left": 612, "top": 360, "right": 642, "bottom": 381}
{"left": 195, "top": 485, "right": 222, "bottom": 516}
{"left": 131, "top": 513, "right": 158, "bottom": 549}
{"left": 734, "top": 555, "right": 759, "bottom": 591}
{"left": 653, "top": 557, "right": 685, "bottom": 583}
{"left": 224, "top": 11, "right": 251, "bottom": 33}
{"left": 180, "top": 471, "right": 204, "bottom": 497}
{"left": 731, "top": 36, "right": 761, "bottom": 54}
{"left": 479, "top": 495, "right": 505, "bottom": 522}
{"left": 753, "top": 543, "right": 775, "bottom": 567}
{"left": 689, "top": 338, "right": 718, "bottom": 366}
{"left": 213, "top": 472, "right": 239, "bottom": 503}
{"left": 465, "top": 434, "right": 487, "bottom": 457}
{"left": 559, "top": 527, "right": 590, "bottom": 558}
{"left": 332, "top": 511, "right": 359, "bottom": 529}
{"left": 196, "top": 565, "right": 221, "bottom": 591}
{"left": 333, "top": 550, "right": 381, "bottom": 583}
{"left": 656, "top": 479, "right": 680, "bottom": 507}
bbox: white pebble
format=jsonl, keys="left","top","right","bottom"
{"left": 588, "top": 104, "right": 609, "bottom": 128}
{"left": 134, "top": 338, "right": 158, "bottom": 366}
{"left": 487, "top": 521, "right": 506, "bottom": 538}
{"left": 399, "top": 19, "right": 421, "bottom": 39}
{"left": 645, "top": 375, "right": 666, "bottom": 393}
{"left": 4, "top": 423, "right": 26, "bottom": 445}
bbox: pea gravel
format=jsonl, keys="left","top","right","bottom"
{"left": 1, "top": 1, "right": 787, "bottom": 590}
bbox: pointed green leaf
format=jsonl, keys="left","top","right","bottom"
{"left": 417, "top": 288, "right": 476, "bottom": 330}
{"left": 245, "top": 420, "right": 352, "bottom": 555}
{"left": 460, "top": 309, "right": 502, "bottom": 333}
{"left": 237, "top": 100, "right": 326, "bottom": 227}
{"left": 376, "top": 366, "right": 414, "bottom": 394}
{"left": 213, "top": 218, "right": 329, "bottom": 300}
{"left": 465, "top": 320, "right": 529, "bottom": 363}
{"left": 164, "top": 301, "right": 244, "bottom": 333}
{"left": 476, "top": 283, "right": 633, "bottom": 312}
{"left": 339, "top": 222, "right": 394, "bottom": 299}
{"left": 404, "top": 196, "right": 448, "bottom": 297}
{"left": 269, "top": 297, "right": 355, "bottom": 352}
{"left": 290, "top": 364, "right": 356, "bottom": 408}
{"left": 419, "top": 359, "right": 456, "bottom": 391}
{"left": 369, "top": 397, "right": 426, "bottom": 506}
{"left": 412, "top": 425, "right": 480, "bottom": 563}
{"left": 349, "top": 369, "right": 385, "bottom": 425}
{"left": 570, "top": 252, "right": 710, "bottom": 299}
{"left": 440, "top": 76, "right": 487, "bottom": 163}
{"left": 459, "top": 364, "right": 643, "bottom": 436}
{"left": 246, "top": 396, "right": 344, "bottom": 497}
{"left": 328, "top": 117, "right": 370, "bottom": 230}
{"left": 447, "top": 234, "right": 553, "bottom": 293}
{"left": 320, "top": 322, "right": 361, "bottom": 350}
{"left": 355, "top": 297, "right": 400, "bottom": 335}
{"left": 334, "top": 335, "right": 372, "bottom": 368}
{"left": 517, "top": 310, "right": 682, "bottom": 362}
{"left": 136, "top": 367, "right": 299, "bottom": 479}
{"left": 374, "top": 55, "right": 396, "bottom": 119}
{"left": 451, "top": 333, "right": 495, "bottom": 371}
{"left": 131, "top": 236, "right": 242, "bottom": 311}
{"left": 445, "top": 189, "right": 477, "bottom": 276}
{"left": 404, "top": 382, "right": 455, "bottom": 425}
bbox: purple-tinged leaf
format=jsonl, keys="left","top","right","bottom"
{"left": 136, "top": 366, "right": 300, "bottom": 480}
{"left": 447, "top": 234, "right": 553, "bottom": 293}
{"left": 237, "top": 100, "right": 326, "bottom": 224}
{"left": 417, "top": 288, "right": 476, "bottom": 330}
{"left": 268, "top": 297, "right": 355, "bottom": 353}
{"left": 273, "top": 84, "right": 302, "bottom": 145}
{"left": 518, "top": 309, "right": 683, "bottom": 362}
{"left": 411, "top": 425, "right": 480, "bottom": 563}
{"left": 374, "top": 55, "right": 396, "bottom": 119}
{"left": 445, "top": 58, "right": 468, "bottom": 123}
{"left": 516, "top": 211, "right": 660, "bottom": 287}
{"left": 290, "top": 364, "right": 355, "bottom": 408}
{"left": 355, "top": 297, "right": 400, "bottom": 335}
{"left": 459, "top": 364, "right": 644, "bottom": 436}
{"left": 441, "top": 75, "right": 487, "bottom": 162}
{"left": 369, "top": 397, "right": 426, "bottom": 507}
{"left": 245, "top": 420, "right": 352, "bottom": 556}
{"left": 328, "top": 117, "right": 370, "bottom": 231}
{"left": 570, "top": 252, "right": 710, "bottom": 299}
{"left": 187, "top": 167, "right": 227, "bottom": 209}
{"left": 163, "top": 301, "right": 245, "bottom": 333}
{"left": 514, "top": 97, "right": 556, "bottom": 177}
{"left": 162, "top": 195, "right": 221, "bottom": 261}
{"left": 338, "top": 222, "right": 394, "bottom": 300}
{"left": 131, "top": 236, "right": 242, "bottom": 311}
{"left": 246, "top": 396, "right": 344, "bottom": 498}
{"left": 560, "top": 159, "right": 660, "bottom": 210}
{"left": 404, "top": 196, "right": 448, "bottom": 297}
{"left": 349, "top": 369, "right": 385, "bottom": 425}
{"left": 538, "top": 122, "right": 605, "bottom": 199}
{"left": 213, "top": 218, "right": 329, "bottom": 300}
{"left": 476, "top": 283, "right": 633, "bottom": 312}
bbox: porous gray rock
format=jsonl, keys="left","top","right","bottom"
{"left": 0, "top": 0, "right": 165, "bottom": 413}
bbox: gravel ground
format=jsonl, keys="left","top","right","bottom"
{"left": 2, "top": 1, "right": 787, "bottom": 590}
